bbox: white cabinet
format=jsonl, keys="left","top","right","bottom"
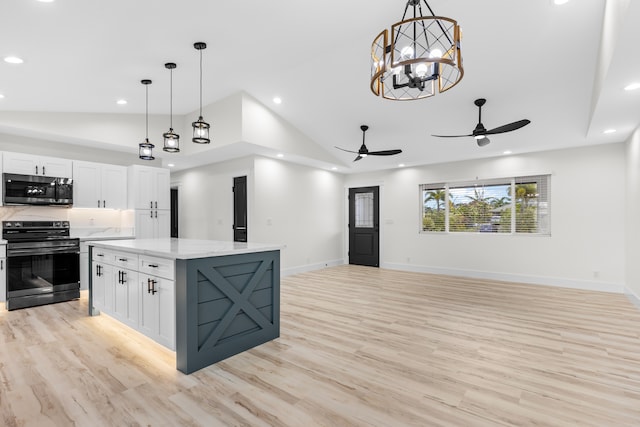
{"left": 139, "top": 274, "right": 175, "bottom": 349}
{"left": 91, "top": 260, "right": 113, "bottom": 312}
{"left": 3, "top": 152, "right": 72, "bottom": 177}
{"left": 73, "top": 161, "right": 127, "bottom": 209}
{"left": 135, "top": 209, "right": 171, "bottom": 239}
{"left": 90, "top": 246, "right": 175, "bottom": 350}
{"left": 114, "top": 267, "right": 139, "bottom": 328}
{"left": 0, "top": 244, "right": 6, "bottom": 303}
{"left": 128, "top": 165, "right": 170, "bottom": 210}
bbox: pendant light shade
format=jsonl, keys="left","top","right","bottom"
{"left": 163, "top": 62, "right": 180, "bottom": 153}
{"left": 192, "top": 42, "right": 210, "bottom": 144}
{"left": 139, "top": 79, "right": 155, "bottom": 160}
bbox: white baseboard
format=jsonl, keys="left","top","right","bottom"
{"left": 625, "top": 287, "right": 640, "bottom": 309}
{"left": 381, "top": 262, "right": 625, "bottom": 294}
{"left": 281, "top": 259, "right": 345, "bottom": 277}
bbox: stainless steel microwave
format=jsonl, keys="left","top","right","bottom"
{"left": 3, "top": 173, "right": 73, "bottom": 206}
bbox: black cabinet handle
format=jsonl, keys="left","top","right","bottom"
{"left": 151, "top": 279, "right": 158, "bottom": 295}
{"left": 150, "top": 201, "right": 153, "bottom": 209}
{"left": 35, "top": 165, "right": 38, "bottom": 175}
{"left": 118, "top": 258, "right": 127, "bottom": 262}
{"left": 121, "top": 271, "right": 126, "bottom": 284}
{"left": 103, "top": 200, "right": 106, "bottom": 208}
{"left": 147, "top": 278, "right": 151, "bottom": 294}
{"left": 98, "top": 200, "right": 100, "bottom": 208}
{"left": 150, "top": 210, "right": 153, "bottom": 218}
{"left": 148, "top": 264, "right": 158, "bottom": 268}
{"left": 43, "top": 166, "right": 45, "bottom": 175}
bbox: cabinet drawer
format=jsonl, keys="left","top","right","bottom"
{"left": 92, "top": 248, "right": 113, "bottom": 262}
{"left": 139, "top": 255, "right": 174, "bottom": 280}
{"left": 113, "top": 253, "right": 138, "bottom": 270}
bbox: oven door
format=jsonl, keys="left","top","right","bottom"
{"left": 6, "top": 241, "right": 80, "bottom": 309}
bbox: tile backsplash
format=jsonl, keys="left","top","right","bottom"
{"left": 0, "top": 206, "right": 134, "bottom": 238}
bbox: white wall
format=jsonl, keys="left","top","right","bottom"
{"left": 345, "top": 143, "right": 626, "bottom": 292}
{"left": 172, "top": 156, "right": 345, "bottom": 273}
{"left": 625, "top": 127, "right": 640, "bottom": 301}
{"left": 252, "top": 157, "right": 344, "bottom": 274}
{"left": 171, "top": 156, "right": 254, "bottom": 241}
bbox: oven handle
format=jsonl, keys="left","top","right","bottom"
{"left": 7, "top": 247, "right": 80, "bottom": 256}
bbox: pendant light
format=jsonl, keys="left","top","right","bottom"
{"left": 192, "top": 42, "right": 210, "bottom": 144}
{"left": 370, "top": 0, "right": 463, "bottom": 100}
{"left": 139, "top": 79, "right": 155, "bottom": 160}
{"left": 162, "top": 62, "right": 180, "bottom": 152}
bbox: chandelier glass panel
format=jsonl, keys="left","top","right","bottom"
{"left": 370, "top": 0, "right": 463, "bottom": 101}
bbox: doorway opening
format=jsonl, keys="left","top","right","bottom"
{"left": 233, "top": 176, "right": 247, "bottom": 242}
{"left": 170, "top": 188, "right": 178, "bottom": 238}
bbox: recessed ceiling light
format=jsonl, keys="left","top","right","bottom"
{"left": 116, "top": 99, "right": 127, "bottom": 105}
{"left": 37, "top": 0, "right": 55, "bottom": 3}
{"left": 276, "top": 153, "right": 284, "bottom": 158}
{"left": 503, "top": 150, "right": 513, "bottom": 155}
{"left": 273, "top": 97, "right": 282, "bottom": 104}
{"left": 624, "top": 82, "right": 640, "bottom": 91}
{"left": 331, "top": 167, "right": 338, "bottom": 171}
{"left": 554, "top": 0, "right": 569, "bottom": 4}
{"left": 4, "top": 56, "right": 24, "bottom": 64}
{"left": 603, "top": 129, "right": 617, "bottom": 134}
{"left": 0, "top": 94, "right": 5, "bottom": 99}
{"left": 398, "top": 163, "right": 405, "bottom": 167}
{"left": 167, "top": 163, "right": 175, "bottom": 167}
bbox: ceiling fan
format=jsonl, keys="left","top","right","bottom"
{"left": 335, "top": 125, "right": 402, "bottom": 162}
{"left": 432, "top": 98, "right": 531, "bottom": 147}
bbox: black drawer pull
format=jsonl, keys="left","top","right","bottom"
{"left": 148, "top": 264, "right": 159, "bottom": 268}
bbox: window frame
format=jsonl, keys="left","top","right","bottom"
{"left": 419, "top": 175, "right": 550, "bottom": 236}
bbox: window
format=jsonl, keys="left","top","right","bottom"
{"left": 420, "top": 175, "right": 550, "bottom": 235}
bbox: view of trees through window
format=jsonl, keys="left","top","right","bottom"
{"left": 421, "top": 175, "right": 550, "bottom": 234}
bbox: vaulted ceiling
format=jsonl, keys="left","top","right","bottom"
{"left": 0, "top": 0, "right": 638, "bottom": 173}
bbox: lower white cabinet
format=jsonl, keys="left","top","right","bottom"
{"left": 1, "top": 245, "right": 6, "bottom": 303}
{"left": 91, "top": 260, "right": 113, "bottom": 312}
{"left": 113, "top": 267, "right": 139, "bottom": 329}
{"left": 91, "top": 247, "right": 175, "bottom": 350}
{"left": 139, "top": 274, "right": 175, "bottom": 349}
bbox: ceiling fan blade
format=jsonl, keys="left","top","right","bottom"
{"left": 368, "top": 149, "right": 402, "bottom": 156}
{"left": 476, "top": 137, "right": 491, "bottom": 147}
{"left": 484, "top": 119, "right": 531, "bottom": 135}
{"left": 353, "top": 155, "right": 363, "bottom": 162}
{"left": 432, "top": 134, "right": 474, "bottom": 138}
{"left": 335, "top": 146, "right": 359, "bottom": 154}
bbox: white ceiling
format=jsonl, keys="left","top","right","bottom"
{"left": 0, "top": 0, "right": 639, "bottom": 173}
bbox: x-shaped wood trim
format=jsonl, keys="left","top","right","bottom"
{"left": 197, "top": 258, "right": 274, "bottom": 350}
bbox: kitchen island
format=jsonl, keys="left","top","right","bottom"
{"left": 88, "top": 238, "right": 281, "bottom": 374}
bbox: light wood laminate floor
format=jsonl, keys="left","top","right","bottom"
{"left": 2, "top": 265, "right": 640, "bottom": 426}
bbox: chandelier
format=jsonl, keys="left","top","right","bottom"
{"left": 370, "top": 0, "right": 463, "bottom": 100}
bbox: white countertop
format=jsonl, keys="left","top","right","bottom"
{"left": 88, "top": 238, "right": 282, "bottom": 260}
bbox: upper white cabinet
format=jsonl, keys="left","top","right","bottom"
{"left": 128, "top": 165, "right": 170, "bottom": 210}
{"left": 73, "top": 161, "right": 127, "bottom": 209}
{"left": 3, "top": 152, "right": 72, "bottom": 178}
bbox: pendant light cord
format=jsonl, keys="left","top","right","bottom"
{"left": 145, "top": 84, "right": 149, "bottom": 139}
{"left": 170, "top": 68, "right": 173, "bottom": 128}
{"left": 199, "top": 49, "right": 203, "bottom": 117}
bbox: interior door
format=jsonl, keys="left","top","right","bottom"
{"left": 233, "top": 176, "right": 247, "bottom": 242}
{"left": 348, "top": 186, "right": 380, "bottom": 267}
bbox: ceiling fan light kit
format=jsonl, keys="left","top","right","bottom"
{"left": 370, "top": 0, "right": 463, "bottom": 101}
{"left": 433, "top": 98, "right": 531, "bottom": 147}
{"left": 335, "top": 125, "right": 402, "bottom": 162}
